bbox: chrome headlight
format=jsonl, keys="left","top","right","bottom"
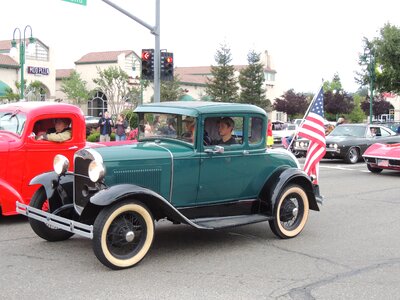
{"left": 53, "top": 154, "right": 69, "bottom": 175}
{"left": 300, "top": 142, "right": 304, "bottom": 147}
{"left": 88, "top": 160, "right": 105, "bottom": 182}
{"left": 329, "top": 143, "right": 338, "bottom": 149}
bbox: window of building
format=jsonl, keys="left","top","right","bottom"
{"left": 26, "top": 40, "right": 49, "bottom": 62}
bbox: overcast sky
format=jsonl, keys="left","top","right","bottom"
{"left": 1, "top": 0, "right": 399, "bottom": 94}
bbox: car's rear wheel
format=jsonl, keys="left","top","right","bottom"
{"left": 344, "top": 147, "right": 359, "bottom": 164}
{"left": 93, "top": 200, "right": 154, "bottom": 270}
{"left": 269, "top": 185, "right": 309, "bottom": 239}
{"left": 367, "top": 164, "right": 383, "bottom": 173}
{"left": 29, "top": 187, "right": 74, "bottom": 242}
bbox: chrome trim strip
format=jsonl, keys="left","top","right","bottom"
{"left": 16, "top": 202, "right": 93, "bottom": 239}
{"left": 363, "top": 155, "right": 400, "bottom": 161}
{"left": 153, "top": 144, "right": 174, "bottom": 202}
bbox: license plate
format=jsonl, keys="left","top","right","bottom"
{"left": 378, "top": 159, "right": 389, "bottom": 167}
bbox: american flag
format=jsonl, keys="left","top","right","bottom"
{"left": 298, "top": 87, "right": 326, "bottom": 184}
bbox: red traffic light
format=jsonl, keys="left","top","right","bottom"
{"left": 142, "top": 51, "right": 151, "bottom": 61}
{"left": 166, "top": 56, "right": 173, "bottom": 63}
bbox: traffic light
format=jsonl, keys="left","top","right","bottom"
{"left": 160, "top": 52, "right": 174, "bottom": 81}
{"left": 141, "top": 49, "right": 154, "bottom": 80}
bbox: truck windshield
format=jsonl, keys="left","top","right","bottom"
{"left": 138, "top": 112, "right": 196, "bottom": 145}
{"left": 0, "top": 110, "right": 27, "bottom": 136}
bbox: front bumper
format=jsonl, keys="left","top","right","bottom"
{"left": 16, "top": 201, "right": 93, "bottom": 239}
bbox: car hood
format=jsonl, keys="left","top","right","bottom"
{"left": 94, "top": 141, "right": 193, "bottom": 162}
{"left": 326, "top": 135, "right": 361, "bottom": 144}
{"left": 0, "top": 132, "right": 18, "bottom": 151}
{"left": 363, "top": 143, "right": 400, "bottom": 159}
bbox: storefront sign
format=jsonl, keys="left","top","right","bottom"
{"left": 27, "top": 66, "right": 50, "bottom": 76}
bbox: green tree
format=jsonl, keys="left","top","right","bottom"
{"left": 160, "top": 74, "right": 184, "bottom": 101}
{"left": 1, "top": 85, "right": 19, "bottom": 102}
{"left": 347, "top": 93, "right": 366, "bottom": 123}
{"left": 238, "top": 50, "right": 270, "bottom": 110}
{"left": 374, "top": 23, "right": 400, "bottom": 93}
{"left": 61, "top": 70, "right": 91, "bottom": 105}
{"left": 93, "top": 66, "right": 140, "bottom": 115}
{"left": 323, "top": 73, "right": 343, "bottom": 92}
{"left": 205, "top": 43, "right": 238, "bottom": 102}
{"left": 357, "top": 23, "right": 400, "bottom": 94}
{"left": 273, "top": 89, "right": 308, "bottom": 120}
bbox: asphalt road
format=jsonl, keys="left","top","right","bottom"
{"left": 1, "top": 159, "right": 399, "bottom": 299}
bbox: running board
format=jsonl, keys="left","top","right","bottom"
{"left": 190, "top": 214, "right": 273, "bottom": 229}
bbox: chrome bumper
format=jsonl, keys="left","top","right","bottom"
{"left": 16, "top": 202, "right": 93, "bottom": 239}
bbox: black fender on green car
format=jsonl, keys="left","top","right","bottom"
{"left": 29, "top": 171, "right": 74, "bottom": 206}
{"left": 260, "top": 167, "right": 320, "bottom": 215}
{"left": 89, "top": 183, "right": 210, "bottom": 229}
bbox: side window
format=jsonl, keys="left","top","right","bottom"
{"left": 380, "top": 128, "right": 391, "bottom": 137}
{"left": 33, "top": 118, "right": 72, "bottom": 142}
{"left": 249, "top": 117, "right": 263, "bottom": 144}
{"left": 204, "top": 116, "right": 243, "bottom": 146}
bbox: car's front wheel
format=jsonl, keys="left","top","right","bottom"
{"left": 344, "top": 147, "right": 359, "bottom": 164}
{"left": 29, "top": 187, "right": 74, "bottom": 242}
{"left": 93, "top": 200, "right": 155, "bottom": 270}
{"left": 367, "top": 164, "right": 383, "bottom": 173}
{"left": 269, "top": 185, "right": 309, "bottom": 239}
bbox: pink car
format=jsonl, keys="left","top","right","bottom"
{"left": 363, "top": 143, "right": 400, "bottom": 173}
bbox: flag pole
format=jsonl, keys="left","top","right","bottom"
{"left": 287, "top": 83, "right": 324, "bottom": 151}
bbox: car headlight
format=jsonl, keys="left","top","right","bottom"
{"left": 88, "top": 160, "right": 105, "bottom": 182}
{"left": 329, "top": 143, "right": 338, "bottom": 149}
{"left": 300, "top": 142, "right": 304, "bottom": 147}
{"left": 295, "top": 141, "right": 299, "bottom": 147}
{"left": 53, "top": 154, "right": 69, "bottom": 175}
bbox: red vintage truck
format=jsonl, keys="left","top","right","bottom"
{"left": 0, "top": 101, "right": 132, "bottom": 216}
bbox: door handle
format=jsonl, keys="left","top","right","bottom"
{"left": 68, "top": 146, "right": 78, "bottom": 150}
{"left": 243, "top": 150, "right": 249, "bottom": 155}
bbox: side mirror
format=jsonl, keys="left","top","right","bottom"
{"left": 28, "top": 132, "right": 36, "bottom": 139}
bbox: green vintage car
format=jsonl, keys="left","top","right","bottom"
{"left": 17, "top": 101, "right": 322, "bottom": 269}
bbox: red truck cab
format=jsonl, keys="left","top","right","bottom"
{"left": 0, "top": 101, "right": 87, "bottom": 216}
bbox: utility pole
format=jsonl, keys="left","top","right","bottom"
{"left": 101, "top": 0, "right": 161, "bottom": 103}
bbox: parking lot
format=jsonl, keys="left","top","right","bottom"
{"left": 1, "top": 159, "right": 400, "bottom": 299}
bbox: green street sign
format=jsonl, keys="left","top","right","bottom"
{"left": 63, "top": 0, "right": 87, "bottom": 6}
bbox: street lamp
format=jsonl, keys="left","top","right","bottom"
{"left": 363, "top": 47, "right": 375, "bottom": 124}
{"left": 9, "top": 25, "right": 36, "bottom": 100}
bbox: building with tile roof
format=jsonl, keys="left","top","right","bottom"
{"left": 0, "top": 38, "right": 55, "bottom": 101}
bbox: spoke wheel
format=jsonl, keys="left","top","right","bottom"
{"left": 269, "top": 185, "right": 309, "bottom": 239}
{"left": 345, "top": 147, "right": 359, "bottom": 164}
{"left": 29, "top": 187, "right": 74, "bottom": 242}
{"left": 93, "top": 200, "right": 154, "bottom": 270}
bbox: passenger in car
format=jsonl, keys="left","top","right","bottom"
{"left": 212, "top": 117, "right": 237, "bottom": 145}
{"left": 182, "top": 117, "right": 195, "bottom": 142}
{"left": 36, "top": 118, "right": 72, "bottom": 142}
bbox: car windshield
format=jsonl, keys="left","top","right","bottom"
{"left": 0, "top": 110, "right": 26, "bottom": 136}
{"left": 329, "top": 125, "right": 365, "bottom": 138}
{"left": 138, "top": 112, "right": 196, "bottom": 145}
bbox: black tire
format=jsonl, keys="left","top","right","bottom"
{"left": 367, "top": 164, "right": 383, "bottom": 173}
{"left": 344, "top": 147, "right": 359, "bottom": 164}
{"left": 92, "top": 200, "right": 155, "bottom": 270}
{"left": 29, "top": 187, "right": 74, "bottom": 242}
{"left": 269, "top": 185, "right": 309, "bottom": 239}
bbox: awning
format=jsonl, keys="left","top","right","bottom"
{"left": 0, "top": 81, "right": 11, "bottom": 97}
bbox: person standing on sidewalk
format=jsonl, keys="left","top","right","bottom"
{"left": 114, "top": 113, "right": 128, "bottom": 141}
{"left": 98, "top": 111, "right": 113, "bottom": 142}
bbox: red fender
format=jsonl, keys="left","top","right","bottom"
{"left": 0, "top": 178, "right": 24, "bottom": 216}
